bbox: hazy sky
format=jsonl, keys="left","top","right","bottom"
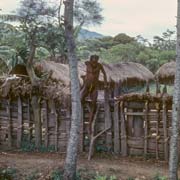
{"left": 0, "top": 0, "right": 177, "bottom": 40}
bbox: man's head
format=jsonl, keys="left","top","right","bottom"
{"left": 90, "top": 55, "right": 99, "bottom": 65}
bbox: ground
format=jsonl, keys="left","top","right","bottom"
{"left": 0, "top": 151, "right": 178, "bottom": 180}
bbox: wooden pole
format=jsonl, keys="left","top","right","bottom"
{"left": 104, "top": 88, "right": 112, "bottom": 151}
{"left": 51, "top": 100, "right": 58, "bottom": 151}
{"left": 162, "top": 98, "right": 168, "bottom": 161}
{"left": 113, "top": 83, "right": 120, "bottom": 154}
{"left": 88, "top": 105, "right": 99, "bottom": 160}
{"left": 31, "top": 95, "right": 42, "bottom": 148}
{"left": 156, "top": 80, "right": 161, "bottom": 95}
{"left": 44, "top": 100, "right": 49, "bottom": 148}
{"left": 146, "top": 81, "right": 150, "bottom": 93}
{"left": 7, "top": 99, "right": 12, "bottom": 148}
{"left": 88, "top": 105, "right": 110, "bottom": 160}
{"left": 144, "top": 100, "right": 149, "bottom": 157}
{"left": 155, "top": 103, "right": 160, "bottom": 159}
{"left": 79, "top": 105, "right": 84, "bottom": 152}
{"left": 17, "top": 96, "right": 23, "bottom": 148}
{"left": 120, "top": 101, "right": 127, "bottom": 156}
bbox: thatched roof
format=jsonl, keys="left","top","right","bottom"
{"left": 103, "top": 62, "right": 154, "bottom": 86}
{"left": 155, "top": 61, "right": 176, "bottom": 85}
{"left": 0, "top": 61, "right": 153, "bottom": 101}
{"left": 40, "top": 61, "right": 154, "bottom": 87}
{"left": 0, "top": 64, "right": 69, "bottom": 102}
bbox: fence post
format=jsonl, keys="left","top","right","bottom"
{"left": 44, "top": 100, "right": 49, "bottom": 148}
{"left": 144, "top": 100, "right": 149, "bottom": 157}
{"left": 104, "top": 88, "right": 112, "bottom": 151}
{"left": 7, "top": 99, "right": 12, "bottom": 148}
{"left": 17, "top": 97, "right": 23, "bottom": 148}
{"left": 113, "top": 83, "right": 120, "bottom": 154}
{"left": 120, "top": 101, "right": 127, "bottom": 156}
{"left": 162, "top": 98, "right": 168, "bottom": 161}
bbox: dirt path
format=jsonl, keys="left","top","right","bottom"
{"left": 0, "top": 151, "right": 178, "bottom": 179}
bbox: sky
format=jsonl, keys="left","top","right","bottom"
{"left": 0, "top": 0, "right": 177, "bottom": 41}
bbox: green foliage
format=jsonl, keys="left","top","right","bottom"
{"left": 50, "top": 169, "right": 117, "bottom": 180}
{"left": 99, "top": 42, "right": 142, "bottom": 63}
{"left": 153, "top": 174, "right": 167, "bottom": 180}
{"left": 94, "top": 173, "right": 117, "bottom": 180}
{"left": 50, "top": 169, "right": 63, "bottom": 180}
{"left": 20, "top": 135, "right": 55, "bottom": 152}
{"left": 35, "top": 47, "right": 50, "bottom": 61}
{"left": 0, "top": 167, "right": 17, "bottom": 180}
{"left": 74, "top": 0, "right": 103, "bottom": 27}
{"left": 77, "top": 29, "right": 175, "bottom": 74}
{"left": 50, "top": 169, "right": 81, "bottom": 180}
{"left": 127, "top": 178, "right": 135, "bottom": 180}
{"left": 153, "top": 29, "right": 176, "bottom": 50}
{"left": 113, "top": 33, "right": 135, "bottom": 44}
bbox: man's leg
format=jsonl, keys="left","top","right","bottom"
{"left": 80, "top": 84, "right": 89, "bottom": 104}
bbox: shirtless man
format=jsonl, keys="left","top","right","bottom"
{"left": 81, "top": 55, "right": 107, "bottom": 134}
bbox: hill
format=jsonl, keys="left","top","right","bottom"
{"left": 78, "top": 29, "right": 104, "bottom": 41}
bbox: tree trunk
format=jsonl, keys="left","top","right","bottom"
{"left": 26, "top": 45, "right": 40, "bottom": 86}
{"left": 31, "top": 95, "right": 42, "bottom": 148}
{"left": 63, "top": 0, "right": 81, "bottom": 180}
{"left": 169, "top": 1, "right": 180, "bottom": 179}
{"left": 26, "top": 45, "right": 42, "bottom": 148}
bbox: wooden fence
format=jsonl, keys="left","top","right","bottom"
{"left": 0, "top": 93, "right": 174, "bottom": 160}
{"left": 0, "top": 97, "right": 72, "bottom": 152}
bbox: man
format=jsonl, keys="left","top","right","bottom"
{"left": 81, "top": 55, "right": 107, "bottom": 134}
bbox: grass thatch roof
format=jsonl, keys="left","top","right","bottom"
{"left": 155, "top": 61, "right": 175, "bottom": 85}
{"left": 0, "top": 61, "right": 153, "bottom": 101}
{"left": 40, "top": 61, "right": 154, "bottom": 87}
{"left": 103, "top": 62, "right": 154, "bottom": 86}
{"left": 0, "top": 64, "right": 69, "bottom": 102}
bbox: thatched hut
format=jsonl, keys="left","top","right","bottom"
{"left": 104, "top": 62, "right": 154, "bottom": 87}
{"left": 0, "top": 63, "right": 69, "bottom": 102}
{"left": 40, "top": 60, "right": 154, "bottom": 89}
{"left": 155, "top": 61, "right": 176, "bottom": 85}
